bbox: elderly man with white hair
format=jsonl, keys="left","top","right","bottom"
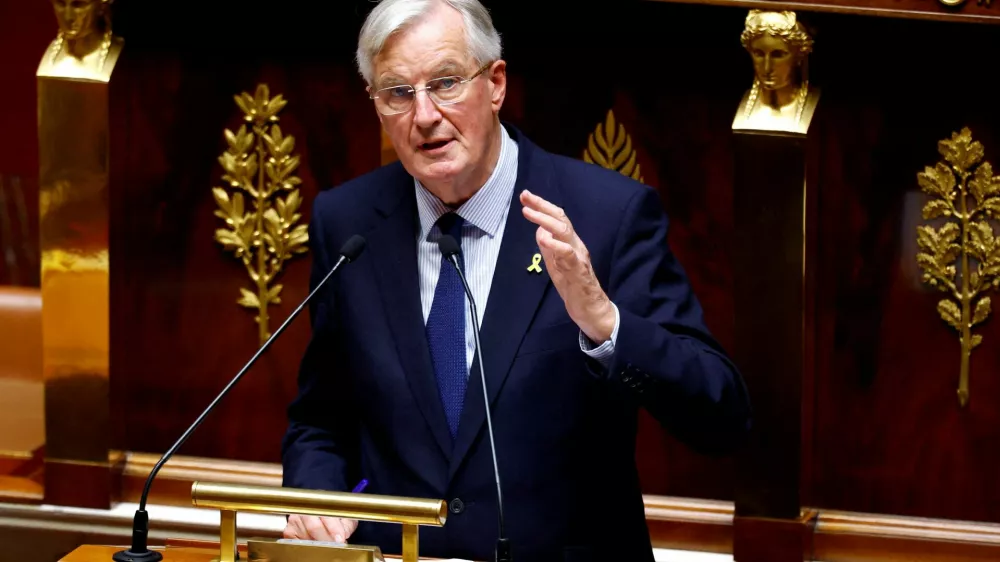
{"left": 280, "top": 1, "right": 751, "bottom": 560}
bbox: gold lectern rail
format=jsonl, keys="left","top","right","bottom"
{"left": 191, "top": 481, "right": 448, "bottom": 562}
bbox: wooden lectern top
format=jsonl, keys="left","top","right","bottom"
{"left": 61, "top": 545, "right": 463, "bottom": 562}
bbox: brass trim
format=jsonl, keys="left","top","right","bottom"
{"left": 0, "top": 450, "right": 34, "bottom": 460}
{"left": 642, "top": 1, "right": 1000, "bottom": 26}
{"left": 220, "top": 510, "right": 237, "bottom": 562}
{"left": 401, "top": 525, "right": 418, "bottom": 562}
{"left": 248, "top": 540, "right": 383, "bottom": 562}
{"left": 191, "top": 481, "right": 448, "bottom": 526}
{"left": 44, "top": 457, "right": 112, "bottom": 469}
{"left": 120, "top": 452, "right": 282, "bottom": 484}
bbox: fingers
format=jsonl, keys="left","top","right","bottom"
{"left": 520, "top": 190, "right": 574, "bottom": 241}
{"left": 283, "top": 515, "right": 307, "bottom": 539}
{"left": 321, "top": 517, "right": 357, "bottom": 543}
{"left": 520, "top": 189, "right": 565, "bottom": 220}
{"left": 302, "top": 516, "right": 336, "bottom": 541}
{"left": 283, "top": 515, "right": 358, "bottom": 543}
{"left": 536, "top": 226, "right": 575, "bottom": 260}
{"left": 523, "top": 205, "right": 573, "bottom": 241}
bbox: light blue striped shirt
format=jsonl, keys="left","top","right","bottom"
{"left": 415, "top": 126, "right": 618, "bottom": 374}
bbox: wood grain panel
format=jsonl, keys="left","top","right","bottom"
{"left": 99, "top": 0, "right": 741, "bottom": 501}
{"left": 645, "top": 0, "right": 1000, "bottom": 24}
{"left": 0, "top": 475, "right": 43, "bottom": 504}
{"left": 53, "top": 0, "right": 1000, "bottom": 520}
{"left": 496, "top": 0, "right": 744, "bottom": 502}
{"left": 815, "top": 511, "right": 1000, "bottom": 562}
{"left": 809, "top": 12, "right": 1000, "bottom": 523}
{"left": 106, "top": 4, "right": 380, "bottom": 463}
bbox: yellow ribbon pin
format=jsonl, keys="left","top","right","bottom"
{"left": 527, "top": 252, "right": 543, "bottom": 274}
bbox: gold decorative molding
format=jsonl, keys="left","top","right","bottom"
{"left": 583, "top": 109, "right": 644, "bottom": 183}
{"left": 916, "top": 127, "right": 1000, "bottom": 407}
{"left": 938, "top": 0, "right": 992, "bottom": 7}
{"left": 213, "top": 84, "right": 308, "bottom": 345}
{"left": 732, "top": 10, "right": 820, "bottom": 135}
{"left": 37, "top": 0, "right": 124, "bottom": 83}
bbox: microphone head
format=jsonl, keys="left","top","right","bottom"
{"left": 339, "top": 235, "right": 367, "bottom": 262}
{"left": 437, "top": 234, "right": 460, "bottom": 257}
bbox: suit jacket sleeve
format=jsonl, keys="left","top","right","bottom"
{"left": 600, "top": 185, "right": 752, "bottom": 456}
{"left": 280, "top": 201, "right": 359, "bottom": 492}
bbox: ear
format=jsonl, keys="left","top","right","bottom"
{"left": 487, "top": 60, "right": 507, "bottom": 114}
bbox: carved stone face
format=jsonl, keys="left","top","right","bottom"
{"left": 51, "top": 0, "right": 101, "bottom": 40}
{"left": 748, "top": 34, "right": 798, "bottom": 91}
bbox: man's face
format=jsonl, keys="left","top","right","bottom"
{"left": 52, "top": 0, "right": 100, "bottom": 40}
{"left": 370, "top": 3, "right": 506, "bottom": 199}
{"left": 749, "top": 34, "right": 797, "bottom": 91}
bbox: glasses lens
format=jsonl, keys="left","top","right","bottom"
{"left": 428, "top": 76, "right": 466, "bottom": 104}
{"left": 375, "top": 86, "right": 414, "bottom": 114}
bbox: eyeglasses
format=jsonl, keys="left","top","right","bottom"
{"left": 369, "top": 62, "right": 493, "bottom": 116}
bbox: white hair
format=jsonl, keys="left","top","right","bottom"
{"left": 356, "top": 0, "right": 502, "bottom": 86}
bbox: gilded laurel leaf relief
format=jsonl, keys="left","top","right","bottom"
{"left": 583, "top": 109, "right": 644, "bottom": 183}
{"left": 916, "top": 127, "right": 1000, "bottom": 407}
{"left": 213, "top": 84, "right": 309, "bottom": 345}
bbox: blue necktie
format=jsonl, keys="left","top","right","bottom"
{"left": 426, "top": 213, "right": 467, "bottom": 439}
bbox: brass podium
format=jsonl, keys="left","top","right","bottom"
{"left": 191, "top": 481, "right": 448, "bottom": 562}
{"left": 58, "top": 482, "right": 448, "bottom": 562}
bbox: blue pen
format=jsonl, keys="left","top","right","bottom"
{"left": 351, "top": 479, "right": 368, "bottom": 493}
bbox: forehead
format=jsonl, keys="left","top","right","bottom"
{"left": 373, "top": 5, "right": 472, "bottom": 85}
{"left": 749, "top": 34, "right": 791, "bottom": 52}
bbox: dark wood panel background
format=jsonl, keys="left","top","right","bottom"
{"left": 5, "top": 0, "right": 1000, "bottom": 524}
{"left": 101, "top": 0, "right": 745, "bottom": 502}
{"left": 807, "top": 13, "right": 1000, "bottom": 523}
{"left": 0, "top": 0, "right": 50, "bottom": 287}
{"left": 106, "top": 1, "right": 380, "bottom": 463}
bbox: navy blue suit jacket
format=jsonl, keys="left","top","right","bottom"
{"left": 282, "top": 124, "right": 750, "bottom": 562}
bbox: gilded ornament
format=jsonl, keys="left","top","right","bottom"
{"left": 733, "top": 10, "right": 820, "bottom": 134}
{"left": 213, "top": 84, "right": 309, "bottom": 345}
{"left": 38, "top": 0, "right": 123, "bottom": 82}
{"left": 916, "top": 127, "right": 1000, "bottom": 407}
{"left": 583, "top": 109, "right": 644, "bottom": 183}
{"left": 938, "top": 0, "right": 993, "bottom": 6}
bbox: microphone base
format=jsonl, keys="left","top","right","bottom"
{"left": 111, "top": 549, "right": 163, "bottom": 562}
{"left": 496, "top": 537, "right": 512, "bottom": 562}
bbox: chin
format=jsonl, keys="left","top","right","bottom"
{"left": 413, "top": 158, "right": 466, "bottom": 182}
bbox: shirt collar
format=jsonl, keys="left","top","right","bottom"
{"left": 414, "top": 126, "right": 518, "bottom": 241}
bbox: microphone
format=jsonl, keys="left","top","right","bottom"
{"left": 437, "top": 234, "right": 511, "bottom": 562}
{"left": 112, "top": 235, "right": 367, "bottom": 562}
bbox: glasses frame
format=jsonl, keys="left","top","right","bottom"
{"left": 369, "top": 61, "right": 494, "bottom": 116}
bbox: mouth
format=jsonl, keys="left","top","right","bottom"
{"left": 419, "top": 139, "right": 453, "bottom": 152}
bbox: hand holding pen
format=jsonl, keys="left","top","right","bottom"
{"left": 282, "top": 479, "right": 367, "bottom": 543}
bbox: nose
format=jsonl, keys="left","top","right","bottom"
{"left": 412, "top": 90, "right": 442, "bottom": 129}
{"left": 763, "top": 55, "right": 774, "bottom": 75}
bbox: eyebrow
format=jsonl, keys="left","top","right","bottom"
{"left": 430, "top": 61, "right": 464, "bottom": 77}
{"left": 376, "top": 60, "right": 467, "bottom": 89}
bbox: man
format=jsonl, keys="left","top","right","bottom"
{"left": 281, "top": 0, "right": 751, "bottom": 560}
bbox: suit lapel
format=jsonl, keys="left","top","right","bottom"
{"left": 449, "top": 134, "right": 560, "bottom": 478}
{"left": 368, "top": 167, "right": 454, "bottom": 460}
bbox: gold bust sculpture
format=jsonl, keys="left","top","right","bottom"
{"left": 37, "top": 0, "right": 124, "bottom": 82}
{"left": 732, "top": 10, "right": 819, "bottom": 134}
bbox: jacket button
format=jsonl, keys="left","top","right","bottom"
{"left": 449, "top": 498, "right": 465, "bottom": 514}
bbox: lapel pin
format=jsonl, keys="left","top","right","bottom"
{"left": 527, "top": 253, "right": 543, "bottom": 274}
